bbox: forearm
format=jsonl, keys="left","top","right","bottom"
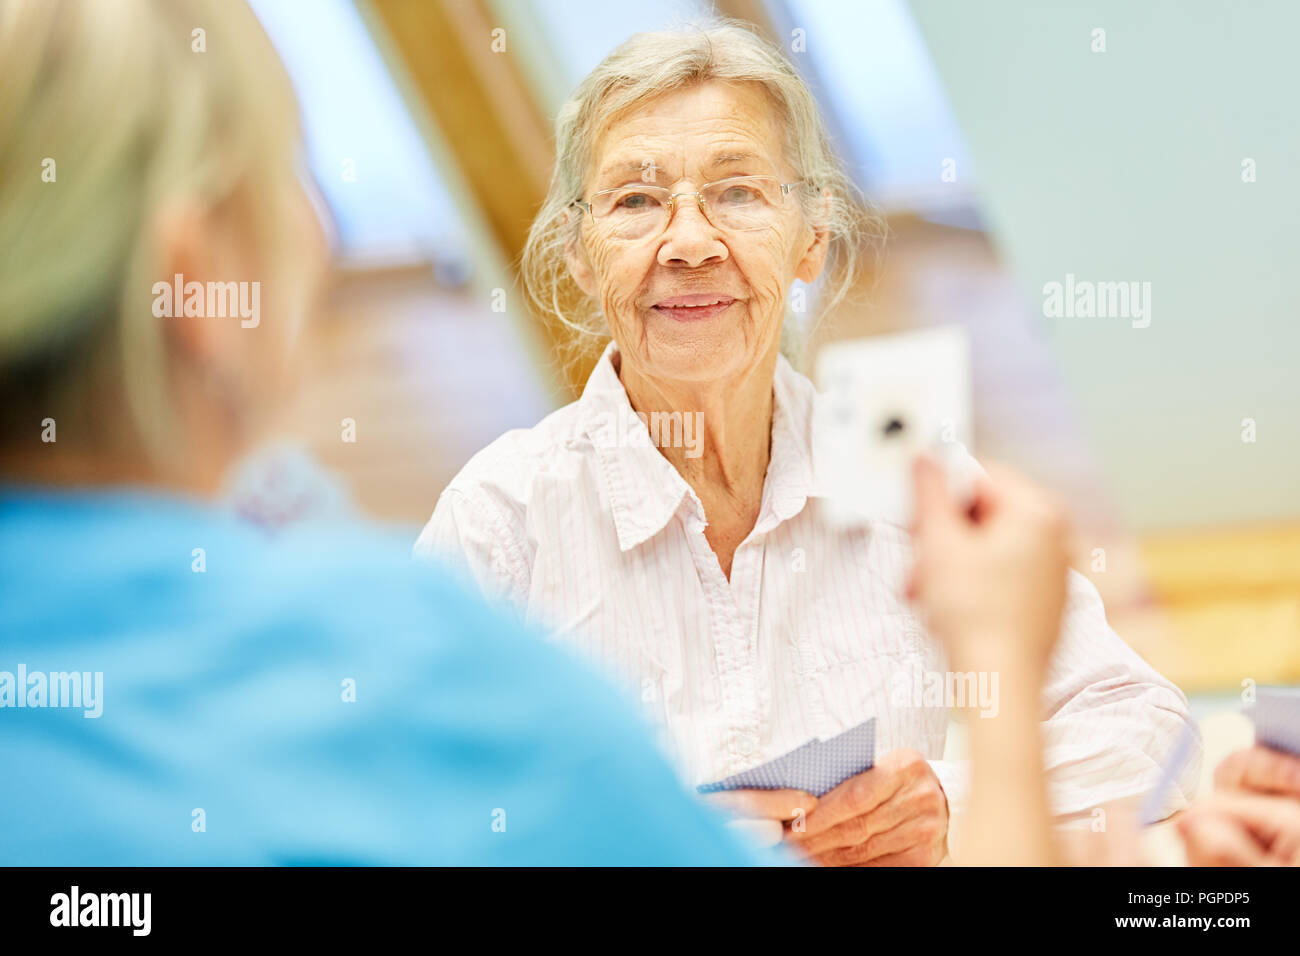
{"left": 958, "top": 656, "right": 1057, "bottom": 865}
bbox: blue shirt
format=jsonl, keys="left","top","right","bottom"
{"left": 0, "top": 487, "right": 770, "bottom": 865}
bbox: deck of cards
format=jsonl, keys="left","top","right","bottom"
{"left": 697, "top": 718, "right": 877, "bottom": 798}
{"left": 1250, "top": 686, "right": 1300, "bottom": 755}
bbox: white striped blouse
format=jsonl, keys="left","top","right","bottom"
{"left": 415, "top": 342, "right": 1200, "bottom": 822}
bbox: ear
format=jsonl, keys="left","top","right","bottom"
{"left": 794, "top": 187, "right": 832, "bottom": 284}
{"left": 152, "top": 198, "right": 224, "bottom": 365}
{"left": 563, "top": 209, "right": 598, "bottom": 298}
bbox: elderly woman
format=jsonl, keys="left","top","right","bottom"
{"left": 416, "top": 21, "right": 1199, "bottom": 865}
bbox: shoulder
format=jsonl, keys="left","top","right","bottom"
{"left": 432, "top": 398, "right": 599, "bottom": 528}
{"left": 0, "top": 493, "right": 743, "bottom": 864}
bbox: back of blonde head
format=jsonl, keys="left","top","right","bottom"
{"left": 0, "top": 0, "right": 301, "bottom": 455}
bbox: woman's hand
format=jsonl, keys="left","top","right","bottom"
{"left": 1215, "top": 745, "right": 1300, "bottom": 798}
{"left": 1178, "top": 792, "right": 1300, "bottom": 865}
{"left": 907, "top": 455, "right": 1072, "bottom": 677}
{"left": 906, "top": 455, "right": 1073, "bottom": 865}
{"left": 787, "top": 749, "right": 949, "bottom": 866}
{"left": 1173, "top": 745, "right": 1300, "bottom": 866}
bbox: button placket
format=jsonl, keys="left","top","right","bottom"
{"left": 680, "top": 514, "right": 749, "bottom": 770}
{"left": 721, "top": 538, "right": 766, "bottom": 767}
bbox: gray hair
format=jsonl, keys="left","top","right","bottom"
{"left": 520, "top": 17, "right": 884, "bottom": 367}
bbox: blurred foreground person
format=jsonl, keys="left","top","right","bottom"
{"left": 906, "top": 458, "right": 1068, "bottom": 865}
{"left": 0, "top": 0, "right": 765, "bottom": 865}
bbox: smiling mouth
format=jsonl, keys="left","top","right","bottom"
{"left": 651, "top": 296, "right": 737, "bottom": 322}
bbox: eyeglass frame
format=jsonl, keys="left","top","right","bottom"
{"left": 571, "top": 175, "right": 805, "bottom": 238}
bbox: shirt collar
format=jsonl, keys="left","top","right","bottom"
{"left": 577, "top": 341, "right": 866, "bottom": 553}
{"left": 754, "top": 351, "right": 822, "bottom": 535}
{"left": 579, "top": 342, "right": 699, "bottom": 552}
{"left": 765, "top": 352, "right": 881, "bottom": 530}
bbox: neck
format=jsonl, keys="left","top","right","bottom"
{"left": 0, "top": 384, "right": 242, "bottom": 498}
{"left": 617, "top": 346, "right": 778, "bottom": 507}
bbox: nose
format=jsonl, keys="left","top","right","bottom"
{"left": 656, "top": 195, "right": 728, "bottom": 269}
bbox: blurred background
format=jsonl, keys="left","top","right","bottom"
{"left": 244, "top": 0, "right": 1299, "bottom": 708}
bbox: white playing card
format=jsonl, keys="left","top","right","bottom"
{"left": 1251, "top": 686, "right": 1300, "bottom": 756}
{"left": 813, "top": 325, "right": 973, "bottom": 527}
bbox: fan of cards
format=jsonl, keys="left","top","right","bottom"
{"left": 697, "top": 718, "right": 876, "bottom": 798}
{"left": 1251, "top": 686, "right": 1300, "bottom": 755}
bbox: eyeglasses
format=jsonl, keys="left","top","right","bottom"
{"left": 573, "top": 176, "right": 804, "bottom": 240}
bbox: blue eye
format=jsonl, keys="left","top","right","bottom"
{"left": 616, "top": 192, "right": 659, "bottom": 211}
{"left": 720, "top": 185, "right": 759, "bottom": 204}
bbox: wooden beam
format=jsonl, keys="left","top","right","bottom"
{"left": 362, "top": 0, "right": 589, "bottom": 398}
{"left": 715, "top": 0, "right": 865, "bottom": 190}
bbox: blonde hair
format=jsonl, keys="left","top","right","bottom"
{"left": 0, "top": 0, "right": 303, "bottom": 456}
{"left": 520, "top": 18, "right": 883, "bottom": 367}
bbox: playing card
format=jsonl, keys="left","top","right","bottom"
{"left": 1251, "top": 686, "right": 1300, "bottom": 755}
{"left": 813, "top": 325, "right": 972, "bottom": 526}
{"left": 697, "top": 718, "right": 876, "bottom": 797}
{"left": 1138, "top": 720, "right": 1200, "bottom": 826}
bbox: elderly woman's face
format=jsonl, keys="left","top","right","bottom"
{"left": 568, "top": 80, "right": 828, "bottom": 385}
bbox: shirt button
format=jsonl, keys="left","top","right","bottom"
{"left": 735, "top": 733, "right": 758, "bottom": 756}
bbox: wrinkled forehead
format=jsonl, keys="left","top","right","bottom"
{"left": 585, "top": 80, "right": 790, "bottom": 189}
